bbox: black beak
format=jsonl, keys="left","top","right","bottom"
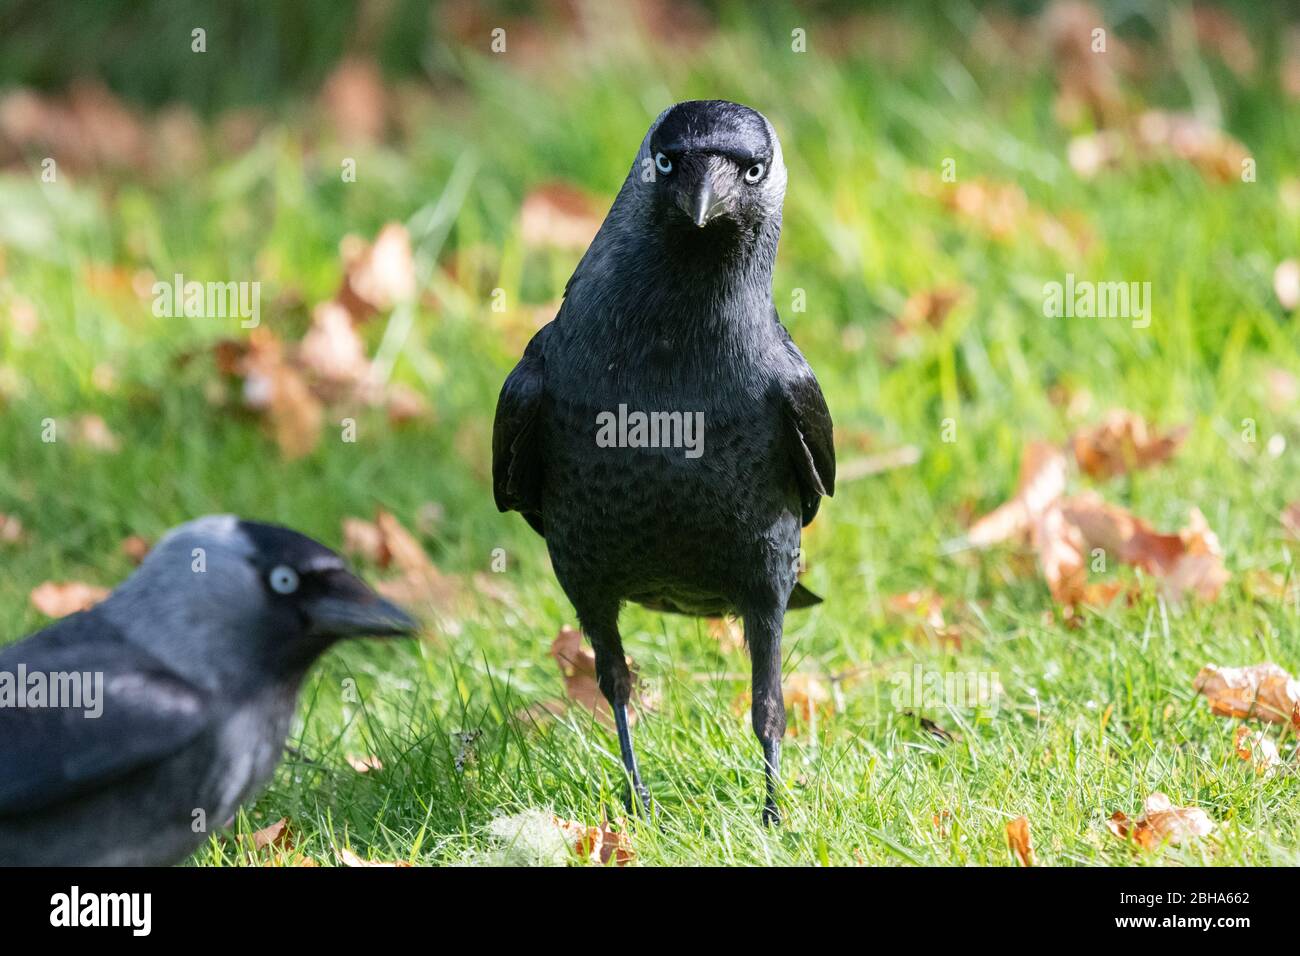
{"left": 690, "top": 177, "right": 718, "bottom": 227}
{"left": 681, "top": 156, "right": 731, "bottom": 228}
{"left": 305, "top": 573, "right": 418, "bottom": 639}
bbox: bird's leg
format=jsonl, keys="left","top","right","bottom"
{"left": 744, "top": 606, "right": 786, "bottom": 826}
{"left": 584, "top": 615, "right": 651, "bottom": 817}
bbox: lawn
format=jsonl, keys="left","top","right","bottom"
{"left": 1, "top": 2, "right": 1299, "bottom": 866}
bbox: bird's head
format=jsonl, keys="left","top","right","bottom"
{"left": 103, "top": 515, "right": 417, "bottom": 689}
{"left": 636, "top": 100, "right": 786, "bottom": 240}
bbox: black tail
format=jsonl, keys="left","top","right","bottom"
{"left": 787, "top": 582, "right": 823, "bottom": 609}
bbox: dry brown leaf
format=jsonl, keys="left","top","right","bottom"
{"left": 385, "top": 384, "right": 432, "bottom": 424}
{"left": 336, "top": 847, "right": 410, "bottom": 868}
{"left": 884, "top": 589, "right": 965, "bottom": 648}
{"left": 1233, "top": 725, "right": 1283, "bottom": 775}
{"left": 1265, "top": 368, "right": 1298, "bottom": 411}
{"left": 249, "top": 818, "right": 294, "bottom": 851}
{"left": 341, "top": 516, "right": 385, "bottom": 564}
{"left": 968, "top": 441, "right": 1069, "bottom": 547}
{"left": 1033, "top": 501, "right": 1089, "bottom": 609}
{"left": 1194, "top": 663, "right": 1300, "bottom": 725}
{"left": 1059, "top": 495, "right": 1229, "bottom": 603}
{"left": 1070, "top": 410, "right": 1187, "bottom": 479}
{"left": 345, "top": 754, "right": 383, "bottom": 773}
{"left": 0, "top": 513, "right": 25, "bottom": 545}
{"left": 784, "top": 673, "right": 832, "bottom": 725}
{"left": 1283, "top": 502, "right": 1300, "bottom": 540}
{"left": 29, "top": 581, "right": 109, "bottom": 618}
{"left": 1006, "top": 815, "right": 1035, "bottom": 866}
{"left": 1106, "top": 792, "right": 1215, "bottom": 850}
{"left": 319, "top": 57, "right": 387, "bottom": 145}
{"left": 893, "top": 287, "right": 966, "bottom": 336}
{"left": 119, "top": 535, "right": 150, "bottom": 564}
{"left": 238, "top": 329, "right": 324, "bottom": 460}
{"left": 297, "top": 301, "right": 374, "bottom": 395}
{"left": 553, "top": 816, "right": 635, "bottom": 866}
{"left": 706, "top": 616, "right": 745, "bottom": 653}
{"left": 1275, "top": 260, "right": 1300, "bottom": 312}
{"left": 520, "top": 183, "right": 603, "bottom": 250}
{"left": 68, "top": 414, "right": 121, "bottom": 453}
{"left": 550, "top": 625, "right": 634, "bottom": 727}
{"left": 337, "top": 223, "right": 415, "bottom": 320}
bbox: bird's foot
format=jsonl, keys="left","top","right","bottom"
{"left": 762, "top": 798, "right": 781, "bottom": 827}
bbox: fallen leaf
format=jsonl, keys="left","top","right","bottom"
{"left": 553, "top": 816, "right": 635, "bottom": 866}
{"left": 1283, "top": 502, "right": 1300, "bottom": 540}
{"left": 30, "top": 581, "right": 109, "bottom": 618}
{"left": 336, "top": 223, "right": 416, "bottom": 320}
{"left": 1070, "top": 410, "right": 1187, "bottom": 479}
{"left": 1274, "top": 260, "right": 1300, "bottom": 311}
{"left": 1194, "top": 663, "right": 1300, "bottom": 725}
{"left": 249, "top": 818, "right": 294, "bottom": 851}
{"left": 336, "top": 847, "right": 410, "bottom": 867}
{"left": 237, "top": 329, "right": 324, "bottom": 460}
{"left": 784, "top": 672, "right": 832, "bottom": 725}
{"left": 0, "top": 513, "right": 25, "bottom": 545}
{"left": 119, "top": 535, "right": 150, "bottom": 564}
{"left": 892, "top": 287, "right": 966, "bottom": 336}
{"left": 1233, "top": 726, "right": 1283, "bottom": 775}
{"left": 297, "top": 301, "right": 374, "bottom": 396}
{"left": 341, "top": 516, "right": 385, "bottom": 564}
{"left": 1106, "top": 792, "right": 1215, "bottom": 850}
{"left": 319, "top": 57, "right": 387, "bottom": 145}
{"left": 1006, "top": 815, "right": 1035, "bottom": 866}
{"left": 968, "top": 441, "right": 1069, "bottom": 547}
{"left": 345, "top": 754, "right": 383, "bottom": 773}
{"left": 706, "top": 616, "right": 745, "bottom": 653}
{"left": 550, "top": 625, "right": 634, "bottom": 727}
{"left": 68, "top": 414, "right": 121, "bottom": 453}
{"left": 520, "top": 182, "right": 603, "bottom": 250}
{"left": 884, "top": 589, "right": 965, "bottom": 648}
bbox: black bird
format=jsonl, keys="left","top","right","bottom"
{"left": 493, "top": 100, "right": 834, "bottom": 823}
{"left": 0, "top": 516, "right": 416, "bottom": 865}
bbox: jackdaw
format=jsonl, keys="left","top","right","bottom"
{"left": 493, "top": 100, "right": 834, "bottom": 823}
{"left": 0, "top": 515, "right": 416, "bottom": 865}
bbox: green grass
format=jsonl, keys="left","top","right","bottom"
{"left": 2, "top": 4, "right": 1300, "bottom": 865}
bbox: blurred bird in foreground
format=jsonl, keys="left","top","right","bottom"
{"left": 0, "top": 516, "right": 416, "bottom": 865}
{"left": 494, "top": 100, "right": 834, "bottom": 823}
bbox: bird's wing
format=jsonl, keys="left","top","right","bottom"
{"left": 0, "top": 615, "right": 212, "bottom": 816}
{"left": 492, "top": 321, "right": 552, "bottom": 536}
{"left": 774, "top": 318, "right": 835, "bottom": 526}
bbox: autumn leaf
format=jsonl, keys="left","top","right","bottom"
{"left": 236, "top": 328, "right": 325, "bottom": 460}
{"left": 706, "top": 616, "right": 745, "bottom": 653}
{"left": 0, "top": 513, "right": 25, "bottom": 545}
{"left": 1194, "top": 663, "right": 1300, "bottom": 725}
{"left": 1282, "top": 502, "right": 1300, "bottom": 540}
{"left": 30, "top": 581, "right": 109, "bottom": 618}
{"left": 1070, "top": 410, "right": 1187, "bottom": 479}
{"left": 1106, "top": 793, "right": 1215, "bottom": 850}
{"left": 336, "top": 223, "right": 416, "bottom": 320}
{"left": 1233, "top": 726, "right": 1283, "bottom": 775}
{"left": 319, "top": 57, "right": 387, "bottom": 145}
{"left": 1275, "top": 260, "right": 1300, "bottom": 312}
{"left": 345, "top": 754, "right": 383, "bottom": 773}
{"left": 519, "top": 182, "right": 603, "bottom": 250}
{"left": 248, "top": 818, "right": 294, "bottom": 852}
{"left": 553, "top": 816, "right": 635, "bottom": 866}
{"left": 1005, "top": 815, "right": 1035, "bottom": 866}
{"left": 297, "top": 301, "right": 375, "bottom": 397}
{"left": 68, "top": 414, "right": 121, "bottom": 453}
{"left": 119, "top": 535, "right": 150, "bottom": 564}
{"left": 884, "top": 589, "right": 965, "bottom": 648}
{"left": 968, "top": 441, "right": 1069, "bottom": 547}
{"left": 549, "top": 625, "right": 634, "bottom": 728}
{"left": 336, "top": 847, "right": 411, "bottom": 868}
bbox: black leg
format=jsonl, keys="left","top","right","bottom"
{"left": 745, "top": 606, "right": 787, "bottom": 826}
{"left": 583, "top": 611, "right": 651, "bottom": 816}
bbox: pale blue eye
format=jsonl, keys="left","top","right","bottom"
{"left": 654, "top": 152, "right": 673, "bottom": 175}
{"left": 269, "top": 565, "right": 299, "bottom": 595}
{"left": 745, "top": 162, "right": 766, "bottom": 184}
